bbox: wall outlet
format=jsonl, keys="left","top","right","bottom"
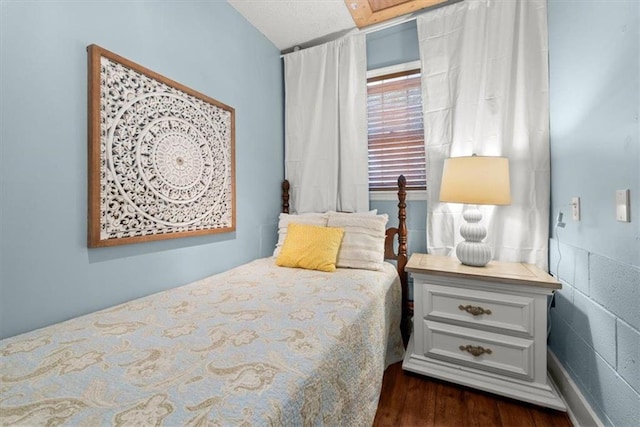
{"left": 616, "top": 189, "right": 630, "bottom": 222}
{"left": 571, "top": 197, "right": 580, "bottom": 221}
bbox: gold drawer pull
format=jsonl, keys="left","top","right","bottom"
{"left": 459, "top": 345, "right": 493, "bottom": 357}
{"left": 458, "top": 304, "right": 492, "bottom": 316}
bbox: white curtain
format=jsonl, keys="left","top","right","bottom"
{"left": 419, "top": 0, "right": 550, "bottom": 269}
{"left": 284, "top": 35, "right": 369, "bottom": 214}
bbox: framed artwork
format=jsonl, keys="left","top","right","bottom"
{"left": 87, "top": 44, "right": 235, "bottom": 247}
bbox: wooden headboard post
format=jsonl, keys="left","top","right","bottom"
{"left": 396, "top": 175, "right": 410, "bottom": 346}
{"left": 282, "top": 180, "right": 290, "bottom": 214}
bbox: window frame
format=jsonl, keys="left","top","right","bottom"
{"left": 366, "top": 60, "right": 426, "bottom": 201}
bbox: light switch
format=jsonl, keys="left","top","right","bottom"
{"left": 616, "top": 189, "right": 630, "bottom": 222}
{"left": 571, "top": 197, "right": 580, "bottom": 221}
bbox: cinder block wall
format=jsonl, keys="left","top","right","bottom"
{"left": 549, "top": 240, "right": 640, "bottom": 426}
{"left": 548, "top": 1, "right": 639, "bottom": 424}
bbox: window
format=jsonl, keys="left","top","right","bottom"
{"left": 367, "top": 64, "right": 426, "bottom": 192}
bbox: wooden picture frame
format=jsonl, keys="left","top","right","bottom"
{"left": 88, "top": 44, "right": 235, "bottom": 247}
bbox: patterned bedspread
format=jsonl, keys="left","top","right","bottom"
{"left": 0, "top": 258, "right": 404, "bottom": 426}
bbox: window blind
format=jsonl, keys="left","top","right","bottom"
{"left": 367, "top": 70, "right": 426, "bottom": 191}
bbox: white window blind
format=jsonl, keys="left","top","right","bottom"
{"left": 367, "top": 69, "right": 426, "bottom": 191}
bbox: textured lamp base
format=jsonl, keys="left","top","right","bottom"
{"left": 457, "top": 207, "right": 491, "bottom": 267}
{"left": 456, "top": 241, "right": 492, "bottom": 266}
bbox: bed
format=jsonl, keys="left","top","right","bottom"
{"left": 0, "top": 176, "right": 409, "bottom": 426}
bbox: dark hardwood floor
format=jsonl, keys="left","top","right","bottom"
{"left": 374, "top": 363, "right": 572, "bottom": 427}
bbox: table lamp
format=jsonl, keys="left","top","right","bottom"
{"left": 439, "top": 155, "right": 511, "bottom": 267}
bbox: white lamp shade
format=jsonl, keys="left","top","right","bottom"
{"left": 439, "top": 156, "right": 511, "bottom": 206}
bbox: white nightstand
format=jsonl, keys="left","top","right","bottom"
{"left": 402, "top": 253, "right": 566, "bottom": 411}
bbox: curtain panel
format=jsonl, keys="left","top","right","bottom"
{"left": 419, "top": 0, "right": 550, "bottom": 269}
{"left": 284, "top": 35, "right": 369, "bottom": 214}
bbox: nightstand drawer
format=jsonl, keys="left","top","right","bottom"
{"left": 423, "top": 321, "right": 534, "bottom": 381}
{"left": 423, "top": 283, "right": 534, "bottom": 336}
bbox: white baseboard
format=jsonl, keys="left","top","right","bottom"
{"left": 547, "top": 350, "right": 604, "bottom": 427}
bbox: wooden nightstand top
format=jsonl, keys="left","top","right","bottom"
{"left": 406, "top": 253, "right": 561, "bottom": 290}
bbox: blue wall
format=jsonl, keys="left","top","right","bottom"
{"left": 367, "top": 20, "right": 420, "bottom": 70}
{"left": 0, "top": 1, "right": 283, "bottom": 339}
{"left": 547, "top": 1, "right": 640, "bottom": 426}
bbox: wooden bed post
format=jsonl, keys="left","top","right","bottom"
{"left": 396, "top": 175, "right": 410, "bottom": 346}
{"left": 282, "top": 180, "right": 290, "bottom": 214}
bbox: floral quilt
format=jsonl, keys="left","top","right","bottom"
{"left": 0, "top": 258, "right": 404, "bottom": 426}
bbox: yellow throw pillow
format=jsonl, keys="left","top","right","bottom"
{"left": 276, "top": 223, "right": 344, "bottom": 272}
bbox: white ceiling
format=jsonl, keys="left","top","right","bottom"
{"left": 227, "top": 0, "right": 358, "bottom": 52}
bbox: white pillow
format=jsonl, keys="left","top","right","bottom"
{"left": 327, "top": 211, "right": 388, "bottom": 271}
{"left": 273, "top": 212, "right": 328, "bottom": 257}
{"left": 328, "top": 210, "right": 378, "bottom": 215}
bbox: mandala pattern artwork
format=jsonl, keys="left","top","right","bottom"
{"left": 99, "top": 57, "right": 233, "bottom": 240}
